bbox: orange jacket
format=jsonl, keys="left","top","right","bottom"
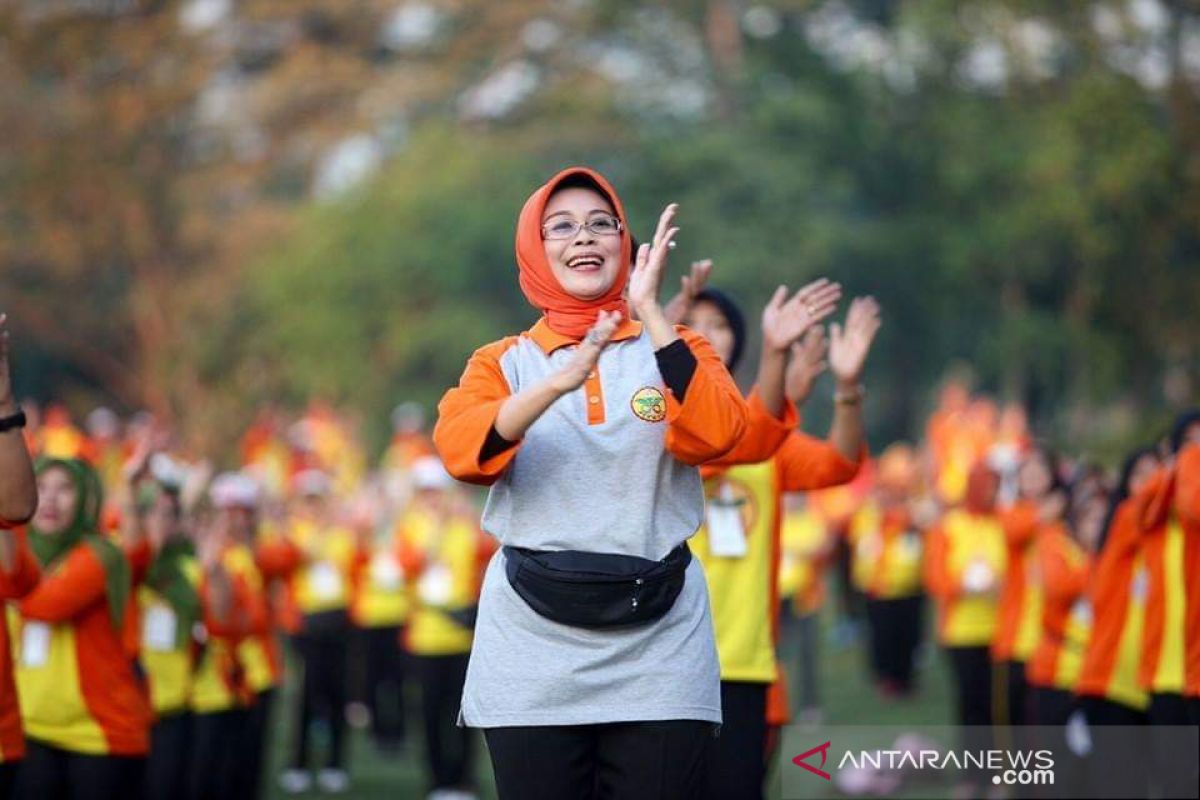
{"left": 1136, "top": 443, "right": 1200, "bottom": 695}
{"left": 1076, "top": 500, "right": 1149, "bottom": 708}
{"left": 16, "top": 544, "right": 152, "bottom": 756}
{"left": 1026, "top": 525, "right": 1091, "bottom": 690}
{"left": 991, "top": 501, "right": 1040, "bottom": 662}
{"left": 0, "top": 527, "right": 41, "bottom": 762}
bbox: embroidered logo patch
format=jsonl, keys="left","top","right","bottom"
{"left": 630, "top": 386, "right": 666, "bottom": 423}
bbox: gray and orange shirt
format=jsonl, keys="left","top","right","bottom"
{"left": 435, "top": 317, "right": 748, "bottom": 727}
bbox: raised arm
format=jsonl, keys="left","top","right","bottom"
{"left": 0, "top": 313, "right": 36, "bottom": 526}
{"left": 825, "top": 297, "right": 881, "bottom": 462}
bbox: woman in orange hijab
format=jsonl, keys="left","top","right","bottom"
{"left": 435, "top": 167, "right": 747, "bottom": 799}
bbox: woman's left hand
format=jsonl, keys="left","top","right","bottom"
{"left": 627, "top": 203, "right": 679, "bottom": 319}
{"left": 828, "top": 296, "right": 881, "bottom": 387}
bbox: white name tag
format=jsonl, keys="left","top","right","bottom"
{"left": 370, "top": 554, "right": 404, "bottom": 591}
{"left": 1068, "top": 598, "right": 1092, "bottom": 627}
{"left": 707, "top": 483, "right": 748, "bottom": 558}
{"left": 143, "top": 605, "right": 178, "bottom": 652}
{"left": 310, "top": 561, "right": 344, "bottom": 600}
{"left": 962, "top": 560, "right": 995, "bottom": 594}
{"left": 418, "top": 563, "right": 453, "bottom": 606}
{"left": 1131, "top": 567, "right": 1149, "bottom": 602}
{"left": 21, "top": 622, "right": 51, "bottom": 668}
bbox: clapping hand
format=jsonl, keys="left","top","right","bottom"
{"left": 785, "top": 326, "right": 829, "bottom": 407}
{"left": 663, "top": 259, "right": 713, "bottom": 325}
{"left": 627, "top": 204, "right": 679, "bottom": 319}
{"left": 761, "top": 279, "right": 842, "bottom": 354}
{"left": 828, "top": 297, "right": 881, "bottom": 388}
{"left": 550, "top": 311, "right": 622, "bottom": 394}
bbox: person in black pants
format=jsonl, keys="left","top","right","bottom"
{"left": 188, "top": 707, "right": 245, "bottom": 800}
{"left": 416, "top": 652, "right": 473, "bottom": 792}
{"left": 362, "top": 624, "right": 407, "bottom": 750}
{"left": 16, "top": 742, "right": 144, "bottom": 800}
{"left": 290, "top": 612, "right": 350, "bottom": 782}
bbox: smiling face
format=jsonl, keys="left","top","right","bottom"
{"left": 32, "top": 465, "right": 78, "bottom": 537}
{"left": 541, "top": 186, "right": 624, "bottom": 301}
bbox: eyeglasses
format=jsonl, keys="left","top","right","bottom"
{"left": 541, "top": 215, "right": 624, "bottom": 240}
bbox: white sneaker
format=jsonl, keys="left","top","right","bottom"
{"left": 317, "top": 768, "right": 351, "bottom": 794}
{"left": 279, "top": 769, "right": 312, "bottom": 795}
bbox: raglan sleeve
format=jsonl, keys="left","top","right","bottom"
{"left": 434, "top": 337, "right": 521, "bottom": 486}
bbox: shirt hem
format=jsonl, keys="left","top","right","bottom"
{"left": 461, "top": 704, "right": 722, "bottom": 729}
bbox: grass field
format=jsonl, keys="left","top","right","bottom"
{"left": 263, "top": 601, "right": 955, "bottom": 800}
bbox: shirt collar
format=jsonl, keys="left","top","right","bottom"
{"left": 526, "top": 316, "right": 644, "bottom": 355}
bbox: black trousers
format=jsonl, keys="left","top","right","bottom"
{"left": 485, "top": 719, "right": 715, "bottom": 800}
{"left": 361, "top": 625, "right": 407, "bottom": 747}
{"left": 187, "top": 708, "right": 245, "bottom": 800}
{"left": 239, "top": 689, "right": 275, "bottom": 799}
{"left": 1029, "top": 685, "right": 1073, "bottom": 726}
{"left": 945, "top": 644, "right": 992, "bottom": 781}
{"left": 1080, "top": 695, "right": 1150, "bottom": 799}
{"left": 0, "top": 762, "right": 15, "bottom": 800}
{"left": 703, "top": 682, "right": 767, "bottom": 800}
{"left": 145, "top": 711, "right": 191, "bottom": 800}
{"left": 292, "top": 613, "right": 350, "bottom": 771}
{"left": 415, "top": 653, "right": 473, "bottom": 791}
{"left": 865, "top": 595, "right": 923, "bottom": 691}
{"left": 13, "top": 740, "right": 144, "bottom": 800}
{"left": 995, "top": 659, "right": 1029, "bottom": 726}
{"left": 1147, "top": 692, "right": 1200, "bottom": 800}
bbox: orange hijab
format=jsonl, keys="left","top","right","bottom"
{"left": 515, "top": 166, "right": 633, "bottom": 338}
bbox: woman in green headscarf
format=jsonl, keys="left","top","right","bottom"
{"left": 11, "top": 457, "right": 152, "bottom": 800}
{"left": 132, "top": 477, "right": 203, "bottom": 800}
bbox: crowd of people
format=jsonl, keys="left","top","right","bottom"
{"left": 0, "top": 165, "right": 1197, "bottom": 800}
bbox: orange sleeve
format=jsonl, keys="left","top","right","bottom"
{"left": 1173, "top": 442, "right": 1200, "bottom": 525}
{"left": 662, "top": 328, "right": 748, "bottom": 466}
{"left": 0, "top": 528, "right": 41, "bottom": 599}
{"left": 922, "top": 524, "right": 958, "bottom": 601}
{"left": 1040, "top": 534, "right": 1089, "bottom": 604}
{"left": 434, "top": 337, "right": 521, "bottom": 485}
{"left": 395, "top": 527, "right": 426, "bottom": 579}
{"left": 239, "top": 576, "right": 272, "bottom": 636}
{"left": 255, "top": 537, "right": 302, "bottom": 579}
{"left": 775, "top": 431, "right": 863, "bottom": 492}
{"left": 18, "top": 546, "right": 107, "bottom": 622}
{"left": 702, "top": 387, "right": 797, "bottom": 469}
{"left": 200, "top": 572, "right": 250, "bottom": 639}
{"left": 998, "top": 502, "right": 1039, "bottom": 548}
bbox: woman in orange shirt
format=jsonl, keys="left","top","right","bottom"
{"left": 435, "top": 168, "right": 748, "bottom": 799}
{"left": 12, "top": 457, "right": 151, "bottom": 800}
{"left": 992, "top": 446, "right": 1063, "bottom": 726}
{"left": 1075, "top": 447, "right": 1158, "bottom": 799}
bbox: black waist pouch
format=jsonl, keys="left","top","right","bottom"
{"left": 502, "top": 543, "right": 691, "bottom": 629}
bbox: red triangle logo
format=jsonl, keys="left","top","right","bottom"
{"left": 792, "top": 741, "right": 832, "bottom": 780}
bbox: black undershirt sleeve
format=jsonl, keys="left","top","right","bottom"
{"left": 655, "top": 338, "right": 698, "bottom": 403}
{"left": 479, "top": 425, "right": 518, "bottom": 463}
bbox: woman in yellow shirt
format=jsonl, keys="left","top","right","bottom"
{"left": 398, "top": 457, "right": 494, "bottom": 799}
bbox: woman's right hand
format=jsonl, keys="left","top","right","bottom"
{"left": 548, "top": 310, "right": 622, "bottom": 394}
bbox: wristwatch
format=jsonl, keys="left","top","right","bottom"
{"left": 0, "top": 408, "right": 27, "bottom": 433}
